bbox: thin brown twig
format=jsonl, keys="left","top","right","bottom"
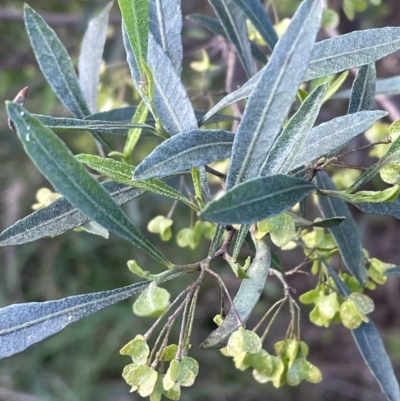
{"left": 205, "top": 267, "right": 243, "bottom": 326}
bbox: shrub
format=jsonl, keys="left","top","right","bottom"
{"left": 2, "top": 0, "right": 400, "bottom": 399}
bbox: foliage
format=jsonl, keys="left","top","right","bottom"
{"left": 2, "top": 0, "right": 400, "bottom": 400}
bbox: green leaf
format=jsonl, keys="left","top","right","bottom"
{"left": 352, "top": 322, "right": 400, "bottom": 400}
{"left": 325, "top": 259, "right": 400, "bottom": 400}
{"left": 323, "top": 71, "right": 349, "bottom": 102}
{"left": 200, "top": 237, "right": 271, "bottom": 349}
{"left": 225, "top": 0, "right": 323, "bottom": 189}
{"left": 118, "top": 0, "right": 149, "bottom": 72}
{"left": 78, "top": 2, "right": 113, "bottom": 113}
{"left": 34, "top": 114, "right": 154, "bottom": 133}
{"left": 201, "top": 175, "right": 316, "bottom": 225}
{"left": 315, "top": 172, "right": 367, "bottom": 285}
{"left": 231, "top": 0, "right": 278, "bottom": 52}
{"left": 149, "top": 0, "right": 183, "bottom": 73}
{"left": 0, "top": 280, "right": 150, "bottom": 359}
{"left": 354, "top": 197, "right": 400, "bottom": 220}
{"left": 289, "top": 213, "right": 345, "bottom": 229}
{"left": 122, "top": 24, "right": 141, "bottom": 89}
{"left": 349, "top": 132, "right": 400, "bottom": 192}
{"left": 304, "top": 27, "right": 400, "bottom": 81}
{"left": 261, "top": 83, "right": 327, "bottom": 176}
{"left": 200, "top": 27, "right": 400, "bottom": 126}
{"left": 385, "top": 267, "right": 400, "bottom": 277}
{"left": 187, "top": 14, "right": 267, "bottom": 64}
{"left": 232, "top": 224, "right": 251, "bottom": 262}
{"left": 7, "top": 102, "right": 171, "bottom": 267}
{"left": 207, "top": 224, "right": 226, "bottom": 257}
{"left": 0, "top": 181, "right": 144, "bottom": 246}
{"left": 208, "top": 0, "right": 255, "bottom": 78}
{"left": 348, "top": 64, "right": 376, "bottom": 114}
{"left": 24, "top": 5, "right": 90, "bottom": 119}
{"left": 134, "top": 129, "right": 233, "bottom": 179}
{"left": 374, "top": 76, "right": 400, "bottom": 96}
{"left": 76, "top": 154, "right": 196, "bottom": 210}
{"left": 147, "top": 33, "right": 198, "bottom": 135}
{"left": 133, "top": 282, "right": 170, "bottom": 317}
{"left": 292, "top": 110, "right": 387, "bottom": 170}
{"left": 124, "top": 101, "right": 149, "bottom": 159}
{"left": 321, "top": 185, "right": 400, "bottom": 204}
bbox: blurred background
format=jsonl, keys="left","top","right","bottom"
{"left": 1, "top": 0, "right": 400, "bottom": 400}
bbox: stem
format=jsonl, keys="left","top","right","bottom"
{"left": 253, "top": 298, "right": 286, "bottom": 333}
{"left": 144, "top": 287, "right": 190, "bottom": 340}
{"left": 205, "top": 267, "right": 243, "bottom": 327}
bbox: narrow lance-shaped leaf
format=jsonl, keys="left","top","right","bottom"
{"left": 24, "top": 5, "right": 90, "bottom": 118}
{"left": 385, "top": 267, "right": 400, "bottom": 277}
{"left": 7, "top": 102, "right": 172, "bottom": 268}
{"left": 201, "top": 27, "right": 400, "bottom": 125}
{"left": 226, "top": 0, "right": 323, "bottom": 189}
{"left": 149, "top": 0, "right": 183, "bottom": 73}
{"left": 292, "top": 110, "right": 387, "bottom": 170}
{"left": 0, "top": 281, "right": 150, "bottom": 359}
{"left": 0, "top": 181, "right": 144, "bottom": 247}
{"left": 122, "top": 23, "right": 140, "bottom": 89}
{"left": 76, "top": 154, "right": 197, "bottom": 210}
{"left": 147, "top": 33, "right": 198, "bottom": 135}
{"left": 324, "top": 262, "right": 400, "bottom": 401}
{"left": 201, "top": 175, "right": 316, "bottom": 225}
{"left": 231, "top": 0, "right": 278, "bottom": 51}
{"left": 348, "top": 132, "right": 400, "bottom": 193}
{"left": 315, "top": 171, "right": 367, "bottom": 285}
{"left": 118, "top": 0, "right": 149, "bottom": 76}
{"left": 208, "top": 0, "right": 255, "bottom": 78}
{"left": 348, "top": 63, "right": 376, "bottom": 114}
{"left": 261, "top": 83, "right": 327, "bottom": 176}
{"left": 85, "top": 106, "right": 237, "bottom": 126}
{"left": 34, "top": 115, "right": 154, "bottom": 133}
{"left": 201, "top": 237, "right": 271, "bottom": 348}
{"left": 335, "top": 75, "right": 400, "bottom": 99}
{"left": 352, "top": 322, "right": 400, "bottom": 401}
{"left": 78, "top": 2, "right": 113, "bottom": 113}
{"left": 187, "top": 14, "right": 267, "bottom": 64}
{"left": 354, "top": 197, "right": 400, "bottom": 220}
{"left": 24, "top": 5, "right": 111, "bottom": 150}
{"left": 123, "top": 101, "right": 149, "bottom": 159}
{"left": 304, "top": 27, "right": 400, "bottom": 81}
{"left": 134, "top": 129, "right": 234, "bottom": 179}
